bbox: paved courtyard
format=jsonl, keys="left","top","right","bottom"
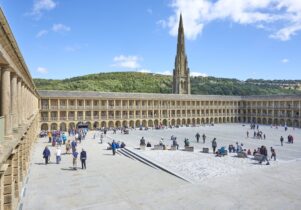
{"left": 20, "top": 124, "right": 301, "bottom": 210}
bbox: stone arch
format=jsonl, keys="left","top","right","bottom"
{"left": 176, "top": 119, "right": 181, "bottom": 125}
{"left": 223, "top": 117, "right": 226, "bottom": 123}
{"left": 115, "top": 121, "right": 121, "bottom": 127}
{"left": 69, "top": 122, "right": 75, "bottom": 129}
{"left": 101, "top": 121, "right": 107, "bottom": 128}
{"left": 219, "top": 117, "right": 222, "bottom": 123}
{"left": 129, "top": 120, "right": 135, "bottom": 128}
{"left": 268, "top": 118, "right": 273, "bottom": 125}
{"left": 293, "top": 120, "right": 299, "bottom": 128}
{"left": 274, "top": 118, "right": 278, "bottom": 125}
{"left": 148, "top": 120, "right": 153, "bottom": 127}
{"left": 201, "top": 118, "right": 205, "bottom": 124}
{"left": 60, "top": 122, "right": 67, "bottom": 131}
{"left": 135, "top": 120, "right": 141, "bottom": 127}
{"left": 41, "top": 123, "right": 49, "bottom": 131}
{"left": 142, "top": 120, "right": 147, "bottom": 127}
{"left": 286, "top": 119, "right": 292, "bottom": 127}
{"left": 154, "top": 119, "right": 159, "bottom": 126}
{"left": 192, "top": 118, "right": 195, "bottom": 125}
{"left": 187, "top": 118, "right": 191, "bottom": 125}
{"left": 108, "top": 121, "right": 114, "bottom": 128}
{"left": 214, "top": 118, "right": 218, "bottom": 123}
{"left": 182, "top": 118, "right": 186, "bottom": 125}
{"left": 171, "top": 119, "right": 176, "bottom": 126}
{"left": 257, "top": 118, "right": 262, "bottom": 124}
{"left": 162, "top": 119, "right": 168, "bottom": 126}
{"left": 231, "top": 117, "right": 234, "bottom": 123}
{"left": 50, "top": 123, "right": 58, "bottom": 130}
{"left": 93, "top": 121, "right": 99, "bottom": 129}
{"left": 262, "top": 118, "right": 267, "bottom": 125}
{"left": 197, "top": 118, "right": 200, "bottom": 124}
{"left": 122, "top": 120, "right": 128, "bottom": 127}
{"left": 280, "top": 119, "right": 285, "bottom": 126}
{"left": 206, "top": 118, "right": 209, "bottom": 124}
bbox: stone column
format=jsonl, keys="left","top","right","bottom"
{"left": 11, "top": 74, "right": 18, "bottom": 129}
{"left": 1, "top": 68, "right": 12, "bottom": 136}
{"left": 17, "top": 79, "right": 22, "bottom": 126}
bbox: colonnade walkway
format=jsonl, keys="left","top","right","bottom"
{"left": 21, "top": 132, "right": 301, "bottom": 210}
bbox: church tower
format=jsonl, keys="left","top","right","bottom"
{"left": 172, "top": 14, "right": 190, "bottom": 94}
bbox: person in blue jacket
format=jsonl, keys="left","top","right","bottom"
{"left": 43, "top": 146, "right": 51, "bottom": 165}
{"left": 111, "top": 140, "right": 117, "bottom": 155}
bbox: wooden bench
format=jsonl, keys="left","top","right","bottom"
{"left": 154, "top": 145, "right": 164, "bottom": 150}
{"left": 140, "top": 145, "right": 146, "bottom": 150}
{"left": 184, "top": 146, "right": 194, "bottom": 152}
{"left": 202, "top": 147, "right": 209, "bottom": 153}
{"left": 170, "top": 145, "right": 177, "bottom": 150}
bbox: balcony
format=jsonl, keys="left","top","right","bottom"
{"left": 41, "top": 106, "right": 49, "bottom": 110}
{"left": 93, "top": 116, "right": 99, "bottom": 120}
{"left": 101, "top": 116, "right": 107, "bottom": 120}
{"left": 60, "top": 105, "right": 67, "bottom": 110}
{"left": 85, "top": 116, "right": 92, "bottom": 120}
{"left": 68, "top": 117, "right": 75, "bottom": 121}
{"left": 85, "top": 106, "right": 92, "bottom": 110}
{"left": 77, "top": 106, "right": 84, "bottom": 110}
{"left": 50, "top": 106, "right": 58, "bottom": 110}
{"left": 41, "top": 117, "right": 48, "bottom": 121}
{"left": 51, "top": 117, "right": 57, "bottom": 121}
{"left": 60, "top": 117, "right": 67, "bottom": 121}
{"left": 77, "top": 116, "right": 83, "bottom": 121}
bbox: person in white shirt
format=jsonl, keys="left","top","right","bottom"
{"left": 56, "top": 147, "right": 62, "bottom": 164}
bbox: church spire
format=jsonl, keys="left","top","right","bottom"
{"left": 172, "top": 13, "right": 191, "bottom": 94}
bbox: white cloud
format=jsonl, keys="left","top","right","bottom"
{"left": 138, "top": 69, "right": 151, "bottom": 73}
{"left": 37, "top": 67, "right": 48, "bottom": 74}
{"left": 161, "top": 0, "right": 301, "bottom": 41}
{"left": 112, "top": 55, "right": 141, "bottom": 69}
{"left": 31, "top": 0, "right": 56, "bottom": 16}
{"left": 281, "top": 58, "right": 289, "bottom": 63}
{"left": 156, "top": 71, "right": 172, "bottom": 75}
{"left": 191, "top": 71, "right": 208, "bottom": 77}
{"left": 52, "top": 24, "right": 71, "bottom": 32}
{"left": 36, "top": 30, "right": 48, "bottom": 38}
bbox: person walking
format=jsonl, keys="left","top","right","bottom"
{"left": 80, "top": 149, "right": 87, "bottom": 169}
{"left": 202, "top": 134, "right": 206, "bottom": 144}
{"left": 246, "top": 131, "right": 249, "bottom": 138}
{"left": 195, "top": 133, "right": 200, "bottom": 143}
{"left": 270, "top": 147, "right": 276, "bottom": 161}
{"left": 259, "top": 146, "right": 270, "bottom": 165}
{"left": 212, "top": 138, "right": 217, "bottom": 153}
{"left": 66, "top": 140, "right": 71, "bottom": 154}
{"left": 71, "top": 139, "right": 77, "bottom": 153}
{"left": 111, "top": 140, "right": 117, "bottom": 155}
{"left": 48, "top": 131, "right": 52, "bottom": 143}
{"left": 43, "top": 146, "right": 51, "bottom": 165}
{"left": 56, "top": 147, "right": 62, "bottom": 164}
{"left": 280, "top": 136, "right": 284, "bottom": 146}
{"left": 72, "top": 150, "right": 79, "bottom": 170}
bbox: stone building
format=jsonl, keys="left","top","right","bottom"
{"left": 0, "top": 9, "right": 301, "bottom": 210}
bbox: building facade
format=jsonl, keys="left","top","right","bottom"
{"left": 0, "top": 9, "right": 39, "bottom": 210}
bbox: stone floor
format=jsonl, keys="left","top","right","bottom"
{"left": 20, "top": 124, "right": 301, "bottom": 210}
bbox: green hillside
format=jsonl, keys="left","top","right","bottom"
{"left": 33, "top": 72, "right": 301, "bottom": 96}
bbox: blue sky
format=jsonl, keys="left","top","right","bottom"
{"left": 0, "top": 0, "right": 300, "bottom": 80}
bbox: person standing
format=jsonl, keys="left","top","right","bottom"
{"left": 66, "top": 140, "right": 71, "bottom": 154}
{"left": 48, "top": 131, "right": 52, "bottom": 143}
{"left": 56, "top": 147, "right": 62, "bottom": 164}
{"left": 80, "top": 149, "right": 87, "bottom": 169}
{"left": 280, "top": 136, "right": 284, "bottom": 146}
{"left": 72, "top": 150, "right": 79, "bottom": 170}
{"left": 212, "top": 138, "right": 217, "bottom": 153}
{"left": 246, "top": 131, "right": 249, "bottom": 138}
{"left": 43, "top": 146, "right": 51, "bottom": 165}
{"left": 71, "top": 139, "right": 77, "bottom": 153}
{"left": 195, "top": 133, "right": 200, "bottom": 143}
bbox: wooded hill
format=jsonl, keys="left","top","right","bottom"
{"left": 33, "top": 72, "right": 301, "bottom": 96}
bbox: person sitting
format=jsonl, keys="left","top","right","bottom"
{"left": 159, "top": 138, "right": 166, "bottom": 150}
{"left": 216, "top": 146, "right": 226, "bottom": 157}
{"left": 184, "top": 138, "right": 190, "bottom": 147}
{"left": 120, "top": 142, "right": 126, "bottom": 148}
{"left": 140, "top": 137, "right": 146, "bottom": 146}
{"left": 253, "top": 149, "right": 257, "bottom": 156}
{"left": 146, "top": 142, "right": 152, "bottom": 147}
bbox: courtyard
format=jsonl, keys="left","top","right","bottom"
{"left": 20, "top": 124, "right": 301, "bottom": 210}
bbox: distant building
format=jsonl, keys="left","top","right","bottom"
{"left": 173, "top": 14, "right": 191, "bottom": 94}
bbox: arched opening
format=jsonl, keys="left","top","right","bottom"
{"left": 182, "top": 119, "right": 186, "bottom": 125}
{"left": 142, "top": 120, "right": 147, "bottom": 127}
{"left": 206, "top": 118, "right": 209, "bottom": 124}
{"left": 86, "top": 121, "right": 92, "bottom": 129}
{"left": 187, "top": 118, "right": 191, "bottom": 125}
{"left": 273, "top": 118, "right": 278, "bottom": 125}
{"left": 148, "top": 120, "right": 153, "bottom": 127}
{"left": 293, "top": 120, "right": 299, "bottom": 128}
{"left": 154, "top": 119, "right": 159, "bottom": 126}
{"left": 214, "top": 118, "right": 218, "bottom": 123}
{"left": 280, "top": 119, "right": 285, "bottom": 126}
{"left": 60, "top": 122, "right": 67, "bottom": 131}
{"left": 171, "top": 119, "right": 175, "bottom": 126}
{"left": 108, "top": 121, "right": 114, "bottom": 128}
{"left": 41, "top": 123, "right": 48, "bottom": 130}
{"left": 286, "top": 119, "right": 292, "bottom": 127}
{"left": 115, "top": 121, "right": 121, "bottom": 127}
{"left": 101, "top": 121, "right": 107, "bottom": 128}
{"left": 162, "top": 119, "right": 168, "bottom": 126}
{"left": 262, "top": 118, "right": 267, "bottom": 125}
{"left": 268, "top": 118, "right": 273, "bottom": 125}
{"left": 135, "top": 120, "right": 141, "bottom": 127}
{"left": 50, "top": 123, "right": 58, "bottom": 130}
{"left": 257, "top": 118, "right": 262, "bottom": 124}
{"left": 197, "top": 118, "right": 200, "bottom": 124}
{"left": 122, "top": 120, "right": 128, "bottom": 127}
{"left": 129, "top": 120, "right": 135, "bottom": 128}
{"left": 201, "top": 118, "right": 204, "bottom": 124}
{"left": 176, "top": 119, "right": 181, "bottom": 125}
{"left": 192, "top": 118, "right": 195, "bottom": 125}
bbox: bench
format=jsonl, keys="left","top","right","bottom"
{"left": 170, "top": 145, "right": 177, "bottom": 150}
{"left": 202, "top": 147, "right": 209, "bottom": 153}
{"left": 154, "top": 145, "right": 164, "bottom": 150}
{"left": 184, "top": 146, "right": 194, "bottom": 152}
{"left": 140, "top": 145, "right": 146, "bottom": 150}
{"left": 254, "top": 154, "right": 264, "bottom": 161}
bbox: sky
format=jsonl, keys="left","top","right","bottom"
{"left": 0, "top": 0, "right": 300, "bottom": 80}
